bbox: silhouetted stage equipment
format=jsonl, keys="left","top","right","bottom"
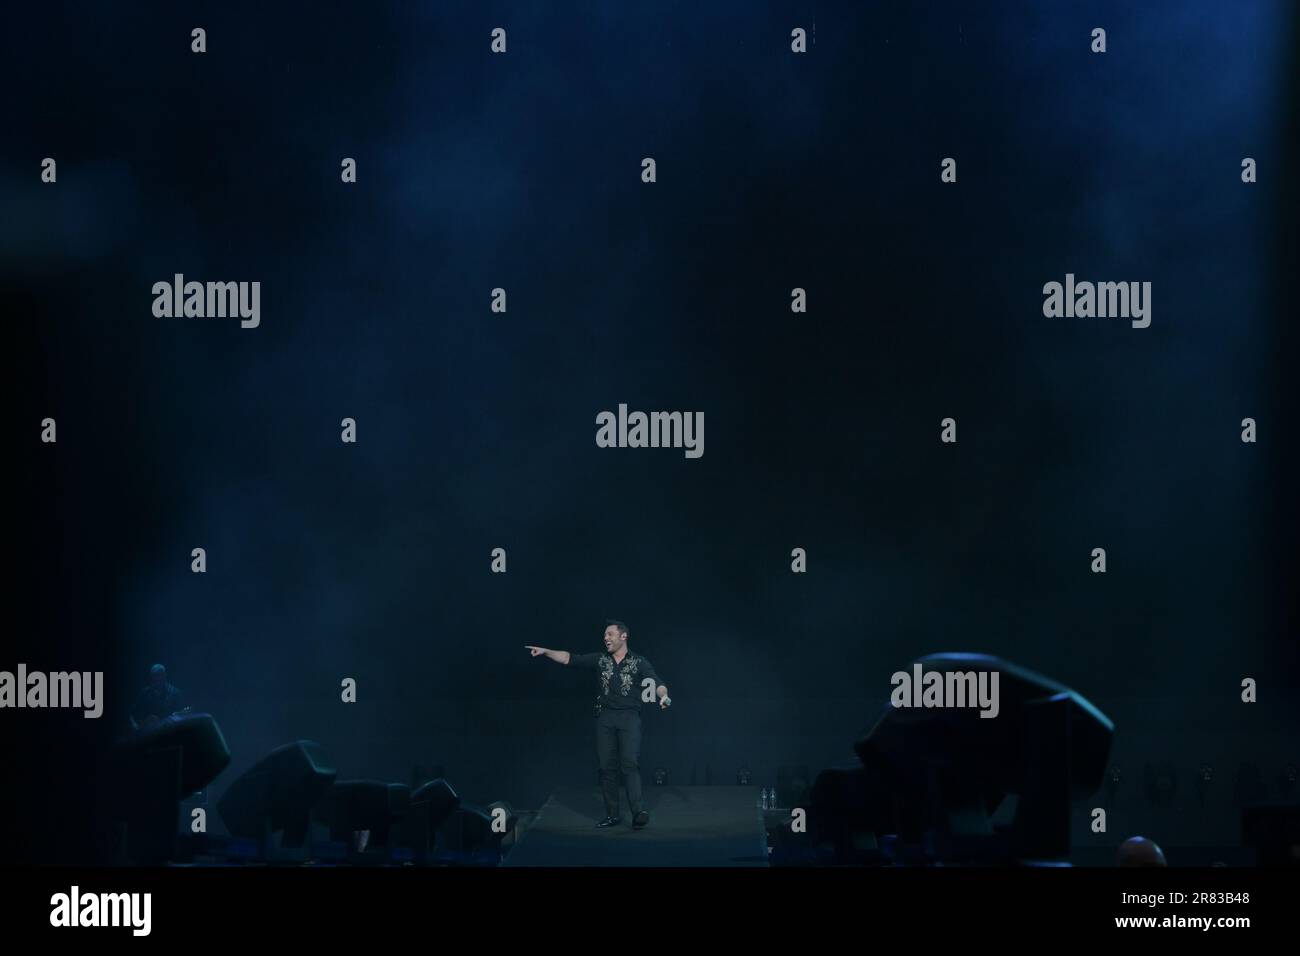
{"left": 389, "top": 778, "right": 461, "bottom": 862}
{"left": 435, "top": 803, "right": 504, "bottom": 864}
{"left": 312, "top": 780, "right": 410, "bottom": 850}
{"left": 809, "top": 653, "right": 1113, "bottom": 864}
{"left": 106, "top": 713, "right": 231, "bottom": 863}
{"left": 804, "top": 763, "right": 891, "bottom": 864}
{"left": 1242, "top": 805, "right": 1300, "bottom": 866}
{"left": 216, "top": 741, "right": 336, "bottom": 850}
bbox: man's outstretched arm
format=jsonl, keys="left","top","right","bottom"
{"left": 526, "top": 646, "right": 571, "bottom": 665}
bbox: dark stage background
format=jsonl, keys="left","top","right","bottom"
{"left": 8, "top": 1, "right": 1298, "bottom": 864}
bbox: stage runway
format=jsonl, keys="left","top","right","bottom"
{"left": 503, "top": 785, "right": 770, "bottom": 867}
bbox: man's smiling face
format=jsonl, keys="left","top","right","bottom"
{"left": 603, "top": 623, "right": 627, "bottom": 654}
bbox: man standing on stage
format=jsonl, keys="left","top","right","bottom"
{"left": 527, "top": 620, "right": 671, "bottom": 829}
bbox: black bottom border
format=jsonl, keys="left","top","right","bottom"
{"left": 7, "top": 864, "right": 1289, "bottom": 939}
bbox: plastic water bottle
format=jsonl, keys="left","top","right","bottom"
{"left": 761, "top": 787, "right": 770, "bottom": 810}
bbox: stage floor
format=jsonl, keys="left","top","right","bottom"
{"left": 503, "top": 785, "right": 770, "bottom": 867}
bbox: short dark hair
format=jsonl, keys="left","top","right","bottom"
{"left": 605, "top": 619, "right": 628, "bottom": 639}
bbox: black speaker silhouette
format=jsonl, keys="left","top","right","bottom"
{"left": 1242, "top": 805, "right": 1300, "bottom": 866}
{"left": 842, "top": 653, "right": 1113, "bottom": 862}
{"left": 312, "top": 780, "right": 410, "bottom": 851}
{"left": 216, "top": 741, "right": 336, "bottom": 850}
{"left": 436, "top": 803, "right": 503, "bottom": 864}
{"left": 390, "top": 778, "right": 460, "bottom": 862}
{"left": 106, "top": 713, "right": 232, "bottom": 864}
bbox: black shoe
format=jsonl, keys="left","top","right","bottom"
{"left": 632, "top": 811, "right": 650, "bottom": 829}
{"left": 596, "top": 816, "right": 622, "bottom": 828}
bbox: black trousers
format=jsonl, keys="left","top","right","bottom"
{"left": 596, "top": 707, "right": 642, "bottom": 818}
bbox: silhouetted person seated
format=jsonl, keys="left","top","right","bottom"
{"left": 1117, "top": 836, "right": 1166, "bottom": 867}
{"left": 130, "top": 664, "right": 187, "bottom": 732}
